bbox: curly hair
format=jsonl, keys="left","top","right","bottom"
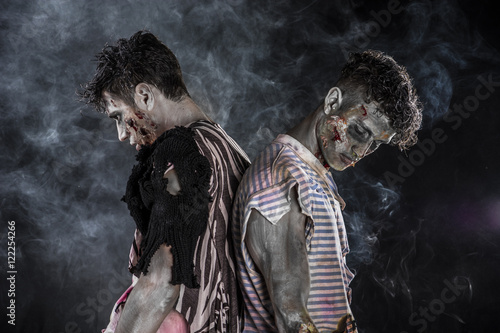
{"left": 79, "top": 30, "right": 189, "bottom": 112}
{"left": 337, "top": 50, "right": 422, "bottom": 150}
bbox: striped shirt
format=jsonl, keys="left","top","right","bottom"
{"left": 232, "top": 134, "right": 356, "bottom": 332}
{"left": 125, "top": 121, "right": 250, "bottom": 333}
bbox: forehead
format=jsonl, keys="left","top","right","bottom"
{"left": 102, "top": 91, "right": 126, "bottom": 111}
{"left": 102, "top": 91, "right": 119, "bottom": 103}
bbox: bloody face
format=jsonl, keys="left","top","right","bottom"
{"left": 316, "top": 100, "right": 396, "bottom": 171}
{"left": 102, "top": 92, "right": 159, "bottom": 151}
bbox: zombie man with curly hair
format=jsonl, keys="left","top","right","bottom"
{"left": 80, "top": 30, "right": 250, "bottom": 333}
{"left": 232, "top": 50, "right": 422, "bottom": 333}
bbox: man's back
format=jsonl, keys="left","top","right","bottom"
{"left": 178, "top": 120, "right": 250, "bottom": 332}
{"left": 126, "top": 120, "right": 250, "bottom": 332}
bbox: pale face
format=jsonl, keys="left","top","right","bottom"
{"left": 317, "top": 100, "right": 396, "bottom": 171}
{"left": 103, "top": 92, "right": 159, "bottom": 151}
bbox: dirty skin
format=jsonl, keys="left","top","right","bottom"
{"left": 314, "top": 151, "right": 330, "bottom": 170}
{"left": 125, "top": 110, "right": 159, "bottom": 146}
{"left": 325, "top": 116, "right": 347, "bottom": 145}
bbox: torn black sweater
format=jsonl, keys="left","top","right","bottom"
{"left": 122, "top": 126, "right": 212, "bottom": 288}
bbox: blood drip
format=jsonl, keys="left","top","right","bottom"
{"left": 361, "top": 105, "right": 367, "bottom": 116}
{"left": 333, "top": 128, "right": 341, "bottom": 141}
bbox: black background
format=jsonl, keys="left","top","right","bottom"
{"left": 1, "top": 0, "right": 499, "bottom": 332}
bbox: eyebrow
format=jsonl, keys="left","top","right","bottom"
{"left": 356, "top": 121, "right": 393, "bottom": 144}
{"left": 103, "top": 97, "right": 114, "bottom": 108}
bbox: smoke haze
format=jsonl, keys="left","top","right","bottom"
{"left": 1, "top": 0, "right": 499, "bottom": 332}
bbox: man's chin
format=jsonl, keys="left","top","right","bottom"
{"left": 336, "top": 153, "right": 363, "bottom": 170}
{"left": 328, "top": 159, "right": 353, "bottom": 172}
{"left": 329, "top": 165, "right": 348, "bottom": 172}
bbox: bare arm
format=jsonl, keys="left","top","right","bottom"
{"left": 246, "top": 187, "right": 318, "bottom": 333}
{"left": 115, "top": 168, "right": 182, "bottom": 333}
{"left": 115, "top": 244, "right": 179, "bottom": 333}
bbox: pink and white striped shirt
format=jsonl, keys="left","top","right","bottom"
{"left": 104, "top": 121, "right": 250, "bottom": 333}
{"left": 233, "top": 134, "right": 357, "bottom": 332}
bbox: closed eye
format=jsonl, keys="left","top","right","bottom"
{"left": 354, "top": 124, "right": 370, "bottom": 138}
{"left": 108, "top": 112, "right": 121, "bottom": 121}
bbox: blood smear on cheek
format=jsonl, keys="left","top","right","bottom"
{"left": 327, "top": 117, "right": 347, "bottom": 142}
{"left": 333, "top": 128, "right": 341, "bottom": 142}
{"left": 126, "top": 119, "right": 138, "bottom": 132}
{"left": 334, "top": 119, "right": 350, "bottom": 152}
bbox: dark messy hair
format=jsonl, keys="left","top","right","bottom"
{"left": 337, "top": 50, "right": 422, "bottom": 150}
{"left": 79, "top": 30, "right": 189, "bottom": 112}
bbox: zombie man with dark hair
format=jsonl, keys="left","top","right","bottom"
{"left": 232, "top": 50, "right": 422, "bottom": 332}
{"left": 81, "top": 30, "right": 250, "bottom": 333}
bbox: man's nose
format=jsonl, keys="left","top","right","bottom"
{"left": 116, "top": 121, "right": 129, "bottom": 141}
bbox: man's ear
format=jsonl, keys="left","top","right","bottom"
{"left": 134, "top": 83, "right": 155, "bottom": 111}
{"left": 324, "top": 87, "right": 343, "bottom": 115}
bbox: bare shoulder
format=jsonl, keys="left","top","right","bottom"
{"left": 246, "top": 187, "right": 308, "bottom": 266}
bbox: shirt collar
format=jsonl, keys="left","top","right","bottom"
{"left": 273, "top": 134, "right": 345, "bottom": 209}
{"left": 274, "top": 134, "right": 329, "bottom": 178}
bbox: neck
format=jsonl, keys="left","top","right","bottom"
{"left": 314, "top": 151, "right": 330, "bottom": 171}
{"left": 154, "top": 96, "right": 211, "bottom": 134}
{"left": 287, "top": 106, "right": 323, "bottom": 155}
